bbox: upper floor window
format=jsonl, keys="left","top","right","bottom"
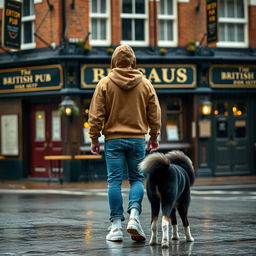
{"left": 218, "top": 0, "right": 248, "bottom": 47}
{"left": 158, "top": 0, "right": 177, "bottom": 47}
{"left": 90, "top": 0, "right": 111, "bottom": 46}
{"left": 21, "top": 0, "right": 36, "bottom": 49}
{"left": 121, "top": 0, "right": 148, "bottom": 46}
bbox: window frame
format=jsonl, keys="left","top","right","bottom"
{"left": 121, "top": 0, "right": 149, "bottom": 46}
{"left": 217, "top": 0, "right": 248, "bottom": 48}
{"left": 89, "top": 0, "right": 111, "bottom": 46}
{"left": 21, "top": 0, "right": 36, "bottom": 50}
{"left": 158, "top": 0, "right": 178, "bottom": 47}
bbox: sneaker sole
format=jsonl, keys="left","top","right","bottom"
{"left": 127, "top": 226, "right": 146, "bottom": 242}
{"left": 106, "top": 237, "right": 123, "bottom": 242}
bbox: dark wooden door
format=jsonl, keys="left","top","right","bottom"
{"left": 30, "top": 104, "right": 63, "bottom": 177}
{"left": 213, "top": 99, "right": 250, "bottom": 175}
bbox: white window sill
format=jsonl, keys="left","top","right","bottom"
{"left": 120, "top": 41, "right": 149, "bottom": 47}
{"left": 90, "top": 40, "right": 111, "bottom": 46}
{"left": 21, "top": 43, "right": 36, "bottom": 50}
{"left": 217, "top": 42, "right": 248, "bottom": 48}
{"left": 158, "top": 41, "right": 178, "bottom": 47}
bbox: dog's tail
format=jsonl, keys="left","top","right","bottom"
{"left": 139, "top": 152, "right": 169, "bottom": 174}
{"left": 165, "top": 150, "right": 195, "bottom": 186}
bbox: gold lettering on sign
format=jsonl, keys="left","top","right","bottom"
{"left": 148, "top": 68, "right": 161, "bottom": 83}
{"left": 221, "top": 72, "right": 254, "bottom": 80}
{"left": 177, "top": 68, "right": 187, "bottom": 83}
{"left": 162, "top": 68, "right": 175, "bottom": 83}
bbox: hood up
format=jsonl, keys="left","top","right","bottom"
{"left": 109, "top": 45, "right": 143, "bottom": 91}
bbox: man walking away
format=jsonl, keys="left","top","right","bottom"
{"left": 89, "top": 44, "right": 161, "bottom": 242}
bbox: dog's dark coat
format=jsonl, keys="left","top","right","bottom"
{"left": 140, "top": 151, "right": 195, "bottom": 227}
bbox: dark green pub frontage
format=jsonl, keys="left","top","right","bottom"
{"left": 0, "top": 48, "right": 255, "bottom": 181}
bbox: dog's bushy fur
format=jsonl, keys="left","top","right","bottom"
{"left": 139, "top": 150, "right": 195, "bottom": 248}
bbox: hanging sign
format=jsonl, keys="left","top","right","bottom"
{"left": 210, "top": 65, "right": 256, "bottom": 88}
{"left": 81, "top": 64, "right": 196, "bottom": 88}
{"left": 2, "top": 0, "right": 22, "bottom": 50}
{"left": 206, "top": 0, "right": 218, "bottom": 43}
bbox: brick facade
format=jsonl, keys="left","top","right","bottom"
{"left": 0, "top": 0, "right": 255, "bottom": 50}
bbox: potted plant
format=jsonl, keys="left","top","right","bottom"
{"left": 84, "top": 45, "right": 92, "bottom": 55}
{"left": 159, "top": 48, "right": 168, "bottom": 56}
{"left": 106, "top": 47, "right": 114, "bottom": 55}
{"left": 186, "top": 40, "right": 196, "bottom": 55}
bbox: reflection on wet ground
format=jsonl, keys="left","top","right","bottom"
{"left": 0, "top": 187, "right": 256, "bottom": 255}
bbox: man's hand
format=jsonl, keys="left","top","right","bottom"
{"left": 147, "top": 139, "right": 159, "bottom": 153}
{"left": 90, "top": 143, "right": 100, "bottom": 155}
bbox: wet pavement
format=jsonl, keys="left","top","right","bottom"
{"left": 0, "top": 184, "right": 256, "bottom": 256}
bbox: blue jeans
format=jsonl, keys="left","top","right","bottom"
{"left": 105, "top": 138, "right": 145, "bottom": 222}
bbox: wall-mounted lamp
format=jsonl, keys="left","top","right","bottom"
{"left": 59, "top": 96, "right": 79, "bottom": 118}
{"left": 201, "top": 99, "right": 212, "bottom": 116}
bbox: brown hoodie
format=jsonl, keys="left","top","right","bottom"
{"left": 88, "top": 45, "right": 161, "bottom": 144}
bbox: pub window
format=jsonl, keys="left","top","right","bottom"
{"left": 90, "top": 0, "right": 111, "bottom": 46}
{"left": 162, "top": 98, "right": 184, "bottom": 142}
{"left": 21, "top": 0, "right": 36, "bottom": 49}
{"left": 218, "top": 0, "right": 248, "bottom": 47}
{"left": 158, "top": 0, "right": 177, "bottom": 47}
{"left": 121, "top": 0, "right": 148, "bottom": 46}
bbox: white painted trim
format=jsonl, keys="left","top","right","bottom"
{"left": 89, "top": 0, "right": 111, "bottom": 46}
{"left": 120, "top": 0, "right": 149, "bottom": 46}
{"left": 158, "top": 0, "right": 178, "bottom": 47}
{"left": 21, "top": 43, "right": 36, "bottom": 50}
{"left": 178, "top": 0, "right": 189, "bottom": 2}
{"left": 34, "top": 0, "right": 43, "bottom": 3}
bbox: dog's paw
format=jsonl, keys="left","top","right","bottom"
{"left": 186, "top": 235, "right": 194, "bottom": 242}
{"left": 171, "top": 232, "right": 180, "bottom": 240}
{"left": 161, "top": 238, "right": 169, "bottom": 248}
{"left": 149, "top": 239, "right": 158, "bottom": 246}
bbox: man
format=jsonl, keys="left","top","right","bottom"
{"left": 89, "top": 44, "right": 161, "bottom": 242}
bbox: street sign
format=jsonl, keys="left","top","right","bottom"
{"left": 1, "top": 0, "right": 22, "bottom": 50}
{"left": 206, "top": 0, "right": 218, "bottom": 43}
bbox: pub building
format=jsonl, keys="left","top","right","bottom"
{"left": 0, "top": 0, "right": 255, "bottom": 181}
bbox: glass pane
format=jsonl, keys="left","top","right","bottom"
{"left": 219, "top": 0, "right": 225, "bottom": 17}
{"left": 91, "top": 0, "right": 98, "bottom": 13}
{"left": 91, "top": 19, "right": 98, "bottom": 39}
{"left": 234, "top": 120, "right": 246, "bottom": 138}
{"left": 135, "top": 19, "right": 144, "bottom": 40}
{"left": 159, "top": 0, "right": 165, "bottom": 15}
{"left": 227, "top": 0, "right": 235, "bottom": 18}
{"left": 167, "top": 20, "right": 173, "bottom": 41}
{"left": 24, "top": 22, "right": 33, "bottom": 44}
{"left": 100, "top": 19, "right": 106, "bottom": 40}
{"left": 35, "top": 111, "right": 45, "bottom": 141}
{"left": 219, "top": 23, "right": 226, "bottom": 41}
{"left": 227, "top": 23, "right": 235, "bottom": 41}
{"left": 214, "top": 102, "right": 228, "bottom": 116}
{"left": 237, "top": 24, "right": 244, "bottom": 42}
{"left": 100, "top": 0, "right": 106, "bottom": 13}
{"left": 232, "top": 103, "right": 245, "bottom": 116}
{"left": 166, "top": 115, "right": 180, "bottom": 141}
{"left": 135, "top": 0, "right": 145, "bottom": 14}
{"left": 123, "top": 0, "right": 132, "bottom": 13}
{"left": 23, "top": 0, "right": 31, "bottom": 16}
{"left": 52, "top": 111, "right": 61, "bottom": 141}
{"left": 216, "top": 120, "right": 228, "bottom": 138}
{"left": 159, "top": 20, "right": 165, "bottom": 40}
{"left": 237, "top": 1, "right": 244, "bottom": 18}
{"left": 167, "top": 0, "right": 173, "bottom": 15}
{"left": 122, "top": 19, "right": 132, "bottom": 40}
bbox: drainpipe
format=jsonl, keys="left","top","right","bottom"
{"left": 61, "top": 0, "right": 66, "bottom": 45}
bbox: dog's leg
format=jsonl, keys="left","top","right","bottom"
{"left": 177, "top": 205, "right": 194, "bottom": 242}
{"left": 161, "top": 216, "right": 170, "bottom": 248}
{"left": 170, "top": 208, "right": 179, "bottom": 240}
{"left": 149, "top": 216, "right": 158, "bottom": 245}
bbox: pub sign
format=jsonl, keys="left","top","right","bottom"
{"left": 0, "top": 65, "right": 63, "bottom": 93}
{"left": 2, "top": 0, "right": 22, "bottom": 50}
{"left": 210, "top": 65, "right": 256, "bottom": 88}
{"left": 206, "top": 0, "right": 218, "bottom": 43}
{"left": 81, "top": 64, "right": 196, "bottom": 88}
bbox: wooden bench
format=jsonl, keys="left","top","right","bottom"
{"left": 44, "top": 155, "right": 72, "bottom": 184}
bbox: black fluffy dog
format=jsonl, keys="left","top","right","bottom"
{"left": 139, "top": 150, "right": 195, "bottom": 248}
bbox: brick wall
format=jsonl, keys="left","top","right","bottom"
{"left": 111, "top": 0, "right": 122, "bottom": 46}
{"left": 248, "top": 5, "right": 256, "bottom": 48}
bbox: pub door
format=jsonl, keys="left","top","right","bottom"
{"left": 212, "top": 99, "right": 251, "bottom": 175}
{"left": 30, "top": 104, "right": 63, "bottom": 177}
